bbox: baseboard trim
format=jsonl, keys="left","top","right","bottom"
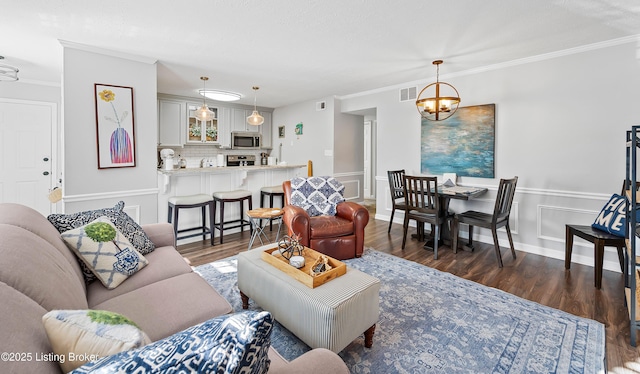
{"left": 375, "top": 212, "right": 621, "bottom": 274}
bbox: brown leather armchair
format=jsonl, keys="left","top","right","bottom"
{"left": 282, "top": 180, "right": 369, "bottom": 260}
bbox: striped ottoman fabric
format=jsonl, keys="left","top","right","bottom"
{"left": 237, "top": 247, "right": 380, "bottom": 353}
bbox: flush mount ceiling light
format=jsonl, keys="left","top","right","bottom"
{"left": 199, "top": 89, "right": 242, "bottom": 102}
{"left": 246, "top": 86, "right": 264, "bottom": 126}
{"left": 195, "top": 77, "right": 216, "bottom": 121}
{"left": 415, "top": 60, "right": 460, "bottom": 121}
{"left": 0, "top": 56, "right": 19, "bottom": 82}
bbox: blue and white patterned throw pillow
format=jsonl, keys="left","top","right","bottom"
{"left": 592, "top": 193, "right": 640, "bottom": 237}
{"left": 61, "top": 217, "right": 148, "bottom": 289}
{"left": 42, "top": 309, "right": 151, "bottom": 373}
{"left": 48, "top": 201, "right": 155, "bottom": 254}
{"left": 72, "top": 311, "right": 274, "bottom": 374}
{"left": 48, "top": 201, "right": 155, "bottom": 283}
{"left": 290, "top": 176, "right": 345, "bottom": 216}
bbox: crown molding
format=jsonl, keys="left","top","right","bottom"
{"left": 58, "top": 40, "right": 157, "bottom": 65}
{"left": 338, "top": 34, "right": 640, "bottom": 101}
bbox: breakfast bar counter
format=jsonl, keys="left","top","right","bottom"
{"left": 158, "top": 164, "right": 307, "bottom": 176}
{"left": 157, "top": 164, "right": 307, "bottom": 242}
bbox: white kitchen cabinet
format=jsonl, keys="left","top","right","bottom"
{"left": 158, "top": 99, "right": 186, "bottom": 146}
{"left": 186, "top": 103, "right": 219, "bottom": 144}
{"left": 261, "top": 112, "right": 272, "bottom": 149}
{"left": 231, "top": 108, "right": 251, "bottom": 133}
{"left": 217, "top": 107, "right": 232, "bottom": 148}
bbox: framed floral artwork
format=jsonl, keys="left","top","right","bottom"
{"left": 95, "top": 84, "right": 136, "bottom": 169}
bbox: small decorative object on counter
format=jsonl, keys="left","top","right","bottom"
{"left": 178, "top": 155, "right": 187, "bottom": 168}
{"left": 261, "top": 152, "right": 268, "bottom": 165}
{"left": 310, "top": 255, "right": 332, "bottom": 276}
{"left": 277, "top": 234, "right": 304, "bottom": 260}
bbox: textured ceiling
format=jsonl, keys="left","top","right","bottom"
{"left": 2, "top": 0, "right": 640, "bottom": 107}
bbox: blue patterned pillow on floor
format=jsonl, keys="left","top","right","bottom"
{"left": 71, "top": 311, "right": 273, "bottom": 374}
{"left": 290, "top": 176, "right": 345, "bottom": 216}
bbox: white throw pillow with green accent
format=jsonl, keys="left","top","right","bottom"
{"left": 42, "top": 309, "right": 151, "bottom": 373}
{"left": 61, "top": 216, "right": 148, "bottom": 289}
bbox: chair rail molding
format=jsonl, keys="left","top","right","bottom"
{"left": 62, "top": 188, "right": 159, "bottom": 202}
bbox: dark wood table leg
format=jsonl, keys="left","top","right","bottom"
{"left": 364, "top": 324, "right": 376, "bottom": 348}
{"left": 240, "top": 291, "right": 249, "bottom": 309}
{"left": 595, "top": 239, "right": 604, "bottom": 289}
{"left": 565, "top": 225, "right": 573, "bottom": 270}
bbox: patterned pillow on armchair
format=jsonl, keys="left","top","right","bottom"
{"left": 72, "top": 311, "right": 274, "bottom": 374}
{"left": 290, "top": 176, "right": 345, "bottom": 216}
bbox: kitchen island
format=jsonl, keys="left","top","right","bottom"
{"left": 158, "top": 164, "right": 307, "bottom": 244}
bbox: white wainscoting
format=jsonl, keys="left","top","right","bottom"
{"left": 334, "top": 171, "right": 364, "bottom": 202}
{"left": 374, "top": 176, "right": 620, "bottom": 273}
{"left": 62, "top": 188, "right": 159, "bottom": 224}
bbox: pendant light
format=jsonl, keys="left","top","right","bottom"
{"left": 246, "top": 86, "right": 265, "bottom": 126}
{"left": 0, "top": 56, "right": 19, "bottom": 82}
{"left": 195, "top": 77, "right": 216, "bottom": 121}
{"left": 415, "top": 60, "right": 460, "bottom": 121}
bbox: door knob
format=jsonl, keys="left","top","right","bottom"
{"left": 43, "top": 157, "right": 49, "bottom": 161}
{"left": 43, "top": 171, "right": 49, "bottom": 176}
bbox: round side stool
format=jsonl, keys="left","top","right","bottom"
{"left": 260, "top": 185, "right": 285, "bottom": 231}
{"left": 212, "top": 189, "right": 253, "bottom": 244}
{"left": 246, "top": 208, "right": 284, "bottom": 250}
{"left": 167, "top": 194, "right": 214, "bottom": 245}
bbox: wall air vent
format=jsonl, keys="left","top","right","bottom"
{"left": 316, "top": 101, "right": 326, "bottom": 111}
{"left": 399, "top": 86, "right": 417, "bottom": 102}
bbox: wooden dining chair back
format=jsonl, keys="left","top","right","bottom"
{"left": 402, "top": 175, "right": 447, "bottom": 259}
{"left": 452, "top": 176, "right": 518, "bottom": 267}
{"left": 387, "top": 169, "right": 407, "bottom": 233}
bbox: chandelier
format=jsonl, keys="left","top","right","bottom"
{"left": 0, "top": 56, "right": 19, "bottom": 82}
{"left": 246, "top": 86, "right": 264, "bottom": 126}
{"left": 415, "top": 60, "right": 460, "bottom": 121}
{"left": 195, "top": 77, "right": 216, "bottom": 121}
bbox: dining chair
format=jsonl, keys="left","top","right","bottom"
{"left": 387, "top": 169, "right": 407, "bottom": 233}
{"left": 565, "top": 180, "right": 640, "bottom": 288}
{"left": 451, "top": 176, "right": 518, "bottom": 267}
{"left": 402, "top": 175, "right": 448, "bottom": 259}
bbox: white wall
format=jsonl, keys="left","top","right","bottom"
{"left": 339, "top": 40, "right": 640, "bottom": 272}
{"left": 61, "top": 45, "right": 158, "bottom": 224}
{"left": 273, "top": 96, "right": 366, "bottom": 201}
{"left": 334, "top": 101, "right": 365, "bottom": 201}
{"left": 272, "top": 96, "right": 335, "bottom": 176}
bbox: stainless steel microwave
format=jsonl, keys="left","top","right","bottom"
{"left": 231, "top": 132, "right": 261, "bottom": 150}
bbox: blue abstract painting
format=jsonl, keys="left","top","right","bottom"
{"left": 421, "top": 104, "right": 495, "bottom": 178}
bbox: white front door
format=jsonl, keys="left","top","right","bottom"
{"left": 0, "top": 99, "right": 56, "bottom": 216}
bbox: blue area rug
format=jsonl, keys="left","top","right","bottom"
{"left": 195, "top": 249, "right": 605, "bottom": 373}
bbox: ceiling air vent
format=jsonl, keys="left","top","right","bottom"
{"left": 316, "top": 101, "right": 326, "bottom": 111}
{"left": 399, "top": 86, "right": 417, "bottom": 102}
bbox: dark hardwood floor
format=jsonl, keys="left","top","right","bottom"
{"left": 177, "top": 210, "right": 640, "bottom": 372}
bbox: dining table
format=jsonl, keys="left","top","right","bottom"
{"left": 418, "top": 185, "right": 488, "bottom": 251}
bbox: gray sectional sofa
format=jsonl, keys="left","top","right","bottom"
{"left": 0, "top": 203, "right": 349, "bottom": 373}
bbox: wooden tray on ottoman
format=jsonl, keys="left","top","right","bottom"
{"left": 261, "top": 246, "right": 346, "bottom": 288}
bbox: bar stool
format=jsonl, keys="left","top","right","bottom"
{"left": 260, "top": 185, "right": 285, "bottom": 231}
{"left": 212, "top": 189, "right": 253, "bottom": 244}
{"left": 167, "top": 194, "right": 214, "bottom": 245}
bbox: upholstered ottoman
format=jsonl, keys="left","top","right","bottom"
{"left": 237, "top": 247, "right": 380, "bottom": 353}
